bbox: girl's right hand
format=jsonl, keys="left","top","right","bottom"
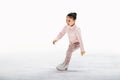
{"left": 53, "top": 40, "right": 57, "bottom": 45}
{"left": 81, "top": 50, "right": 85, "bottom": 56}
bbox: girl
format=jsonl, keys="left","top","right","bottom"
{"left": 53, "top": 12, "right": 85, "bottom": 71}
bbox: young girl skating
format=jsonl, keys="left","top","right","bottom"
{"left": 53, "top": 12, "right": 85, "bottom": 71}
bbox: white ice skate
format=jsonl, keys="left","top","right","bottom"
{"left": 56, "top": 62, "right": 68, "bottom": 71}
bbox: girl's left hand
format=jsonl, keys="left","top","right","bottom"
{"left": 81, "top": 51, "right": 85, "bottom": 56}
{"left": 53, "top": 40, "right": 57, "bottom": 45}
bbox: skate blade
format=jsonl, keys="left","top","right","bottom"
{"left": 56, "top": 67, "right": 68, "bottom": 71}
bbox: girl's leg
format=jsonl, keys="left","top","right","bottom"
{"left": 64, "top": 42, "right": 80, "bottom": 65}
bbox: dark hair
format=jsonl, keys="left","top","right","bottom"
{"left": 67, "top": 12, "right": 77, "bottom": 20}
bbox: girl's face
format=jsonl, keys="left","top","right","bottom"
{"left": 66, "top": 16, "right": 75, "bottom": 27}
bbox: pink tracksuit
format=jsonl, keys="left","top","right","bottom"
{"left": 54, "top": 25, "right": 84, "bottom": 65}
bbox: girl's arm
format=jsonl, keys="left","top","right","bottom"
{"left": 54, "top": 26, "right": 67, "bottom": 41}
{"left": 76, "top": 28, "right": 85, "bottom": 51}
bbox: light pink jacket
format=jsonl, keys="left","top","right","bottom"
{"left": 55, "top": 25, "right": 84, "bottom": 51}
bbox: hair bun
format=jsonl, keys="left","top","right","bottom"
{"left": 67, "top": 12, "right": 77, "bottom": 20}
{"left": 73, "top": 13, "right": 77, "bottom": 16}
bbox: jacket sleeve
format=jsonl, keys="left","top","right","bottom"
{"left": 76, "top": 28, "right": 85, "bottom": 51}
{"left": 54, "top": 26, "right": 67, "bottom": 41}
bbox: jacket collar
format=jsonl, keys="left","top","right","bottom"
{"left": 68, "top": 24, "right": 76, "bottom": 30}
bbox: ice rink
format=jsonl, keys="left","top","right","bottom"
{"left": 0, "top": 0, "right": 120, "bottom": 80}
{"left": 0, "top": 51, "right": 120, "bottom": 80}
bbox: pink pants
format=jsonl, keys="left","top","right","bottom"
{"left": 64, "top": 42, "right": 80, "bottom": 65}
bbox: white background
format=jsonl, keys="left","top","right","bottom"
{"left": 0, "top": 0, "right": 120, "bottom": 79}
{"left": 0, "top": 0, "right": 120, "bottom": 55}
{"left": 0, "top": 0, "right": 120, "bottom": 54}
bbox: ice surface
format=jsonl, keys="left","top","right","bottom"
{"left": 0, "top": 52, "right": 120, "bottom": 80}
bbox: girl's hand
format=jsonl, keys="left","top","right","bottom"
{"left": 81, "top": 51, "right": 85, "bottom": 56}
{"left": 53, "top": 40, "right": 57, "bottom": 45}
